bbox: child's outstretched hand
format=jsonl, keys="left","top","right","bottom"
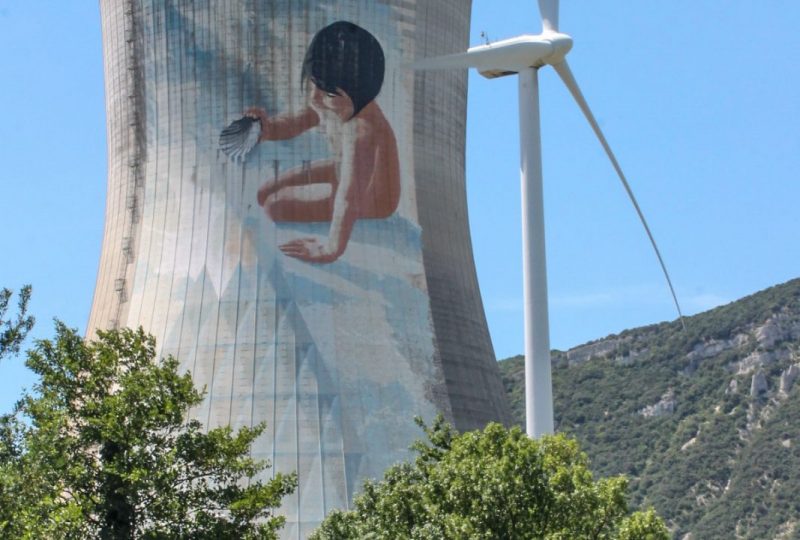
{"left": 279, "top": 237, "right": 340, "bottom": 264}
{"left": 245, "top": 107, "right": 269, "bottom": 140}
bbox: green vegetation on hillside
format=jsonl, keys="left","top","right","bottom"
{"left": 499, "top": 278, "right": 800, "bottom": 538}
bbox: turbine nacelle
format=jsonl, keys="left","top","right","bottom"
{"left": 412, "top": 32, "right": 573, "bottom": 79}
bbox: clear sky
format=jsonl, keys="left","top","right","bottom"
{"left": 1, "top": 1, "right": 799, "bottom": 414}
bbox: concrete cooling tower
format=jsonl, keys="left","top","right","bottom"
{"left": 90, "top": 1, "right": 511, "bottom": 536}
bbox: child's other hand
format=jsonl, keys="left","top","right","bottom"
{"left": 245, "top": 107, "right": 268, "bottom": 122}
{"left": 279, "top": 237, "right": 339, "bottom": 263}
{"left": 245, "top": 107, "right": 269, "bottom": 139}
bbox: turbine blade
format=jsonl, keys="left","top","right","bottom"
{"left": 552, "top": 60, "right": 686, "bottom": 329}
{"left": 538, "top": 0, "right": 559, "bottom": 32}
{"left": 410, "top": 51, "right": 473, "bottom": 71}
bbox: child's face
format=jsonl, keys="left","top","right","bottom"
{"left": 309, "top": 82, "right": 355, "bottom": 121}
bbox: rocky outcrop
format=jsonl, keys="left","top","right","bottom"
{"left": 779, "top": 364, "right": 800, "bottom": 395}
{"left": 687, "top": 335, "right": 747, "bottom": 361}
{"left": 750, "top": 369, "right": 768, "bottom": 398}
{"left": 566, "top": 338, "right": 623, "bottom": 366}
{"left": 684, "top": 334, "right": 749, "bottom": 375}
{"left": 639, "top": 389, "right": 677, "bottom": 418}
{"left": 755, "top": 312, "right": 800, "bottom": 348}
{"left": 736, "top": 348, "right": 792, "bottom": 375}
{"left": 684, "top": 312, "right": 800, "bottom": 376}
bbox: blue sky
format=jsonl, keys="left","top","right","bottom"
{"left": 1, "top": 1, "right": 799, "bottom": 413}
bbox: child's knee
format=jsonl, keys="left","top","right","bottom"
{"left": 263, "top": 193, "right": 276, "bottom": 217}
{"left": 257, "top": 187, "right": 268, "bottom": 207}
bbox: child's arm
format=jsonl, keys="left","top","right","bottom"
{"left": 278, "top": 206, "right": 355, "bottom": 263}
{"left": 246, "top": 107, "right": 319, "bottom": 141}
{"left": 279, "top": 128, "right": 365, "bottom": 263}
{"left": 323, "top": 147, "right": 359, "bottom": 259}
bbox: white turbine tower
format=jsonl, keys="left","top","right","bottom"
{"left": 414, "top": 0, "right": 683, "bottom": 437}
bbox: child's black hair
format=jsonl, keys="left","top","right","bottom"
{"left": 302, "top": 21, "right": 385, "bottom": 118}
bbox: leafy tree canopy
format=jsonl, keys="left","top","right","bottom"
{"left": 0, "top": 284, "right": 34, "bottom": 359}
{"left": 311, "top": 417, "right": 668, "bottom": 540}
{"left": 0, "top": 324, "right": 296, "bottom": 539}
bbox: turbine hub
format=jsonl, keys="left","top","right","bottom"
{"left": 543, "top": 32, "right": 573, "bottom": 65}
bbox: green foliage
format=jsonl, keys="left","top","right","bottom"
{"left": 311, "top": 416, "right": 668, "bottom": 539}
{"left": 499, "top": 277, "right": 800, "bottom": 538}
{"left": 0, "top": 324, "right": 296, "bottom": 539}
{"left": 0, "top": 284, "right": 34, "bottom": 359}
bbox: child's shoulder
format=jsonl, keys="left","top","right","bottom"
{"left": 354, "top": 105, "right": 391, "bottom": 139}
{"left": 354, "top": 117, "right": 374, "bottom": 139}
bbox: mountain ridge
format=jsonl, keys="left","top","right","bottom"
{"left": 499, "top": 277, "right": 800, "bottom": 539}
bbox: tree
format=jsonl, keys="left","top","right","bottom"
{"left": 0, "top": 324, "right": 296, "bottom": 539}
{"left": 0, "top": 285, "right": 34, "bottom": 359}
{"left": 311, "top": 417, "right": 669, "bottom": 540}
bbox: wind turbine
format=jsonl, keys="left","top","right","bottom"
{"left": 414, "top": 0, "right": 683, "bottom": 438}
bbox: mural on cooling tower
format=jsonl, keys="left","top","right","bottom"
{"left": 223, "top": 21, "right": 400, "bottom": 264}
{"left": 126, "top": 1, "right": 443, "bottom": 532}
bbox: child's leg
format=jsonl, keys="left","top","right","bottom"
{"left": 264, "top": 184, "right": 335, "bottom": 222}
{"left": 257, "top": 160, "right": 337, "bottom": 206}
{"left": 356, "top": 182, "right": 400, "bottom": 219}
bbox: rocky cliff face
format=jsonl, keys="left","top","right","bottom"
{"left": 499, "top": 277, "right": 800, "bottom": 539}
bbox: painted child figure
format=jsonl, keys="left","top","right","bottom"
{"left": 247, "top": 21, "right": 400, "bottom": 264}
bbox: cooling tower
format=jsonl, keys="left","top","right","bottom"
{"left": 91, "top": 1, "right": 511, "bottom": 536}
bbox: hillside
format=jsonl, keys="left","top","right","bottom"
{"left": 499, "top": 278, "right": 800, "bottom": 539}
